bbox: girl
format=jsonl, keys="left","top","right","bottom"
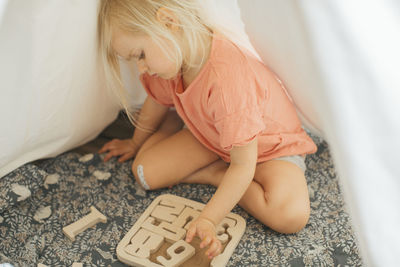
{"left": 98, "top": 0, "right": 317, "bottom": 259}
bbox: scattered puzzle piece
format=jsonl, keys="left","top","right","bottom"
{"left": 33, "top": 206, "right": 52, "bottom": 223}
{"left": 63, "top": 206, "right": 107, "bottom": 241}
{"left": 93, "top": 170, "right": 111, "bottom": 181}
{"left": 11, "top": 183, "right": 31, "bottom": 201}
{"left": 44, "top": 173, "right": 59, "bottom": 189}
{"left": 79, "top": 153, "right": 94, "bottom": 162}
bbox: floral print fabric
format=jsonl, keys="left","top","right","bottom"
{"left": 0, "top": 135, "right": 362, "bottom": 266}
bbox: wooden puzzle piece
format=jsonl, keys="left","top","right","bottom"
{"left": 216, "top": 217, "right": 237, "bottom": 244}
{"left": 63, "top": 206, "right": 107, "bottom": 241}
{"left": 125, "top": 228, "right": 164, "bottom": 258}
{"left": 156, "top": 240, "right": 195, "bottom": 267}
{"left": 172, "top": 206, "right": 201, "bottom": 230}
{"left": 142, "top": 217, "right": 186, "bottom": 243}
{"left": 210, "top": 213, "right": 246, "bottom": 267}
{"left": 151, "top": 199, "right": 185, "bottom": 223}
{"left": 116, "top": 194, "right": 246, "bottom": 267}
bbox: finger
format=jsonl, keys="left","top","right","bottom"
{"left": 210, "top": 245, "right": 221, "bottom": 259}
{"left": 118, "top": 152, "right": 134, "bottom": 163}
{"left": 103, "top": 153, "right": 113, "bottom": 162}
{"left": 185, "top": 225, "right": 196, "bottom": 243}
{"left": 98, "top": 144, "right": 110, "bottom": 153}
{"left": 206, "top": 240, "right": 221, "bottom": 258}
{"left": 200, "top": 235, "right": 212, "bottom": 249}
{"left": 104, "top": 151, "right": 121, "bottom": 162}
{"left": 99, "top": 139, "right": 118, "bottom": 153}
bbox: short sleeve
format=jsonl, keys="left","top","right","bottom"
{"left": 208, "top": 67, "right": 266, "bottom": 151}
{"left": 140, "top": 73, "right": 174, "bottom": 107}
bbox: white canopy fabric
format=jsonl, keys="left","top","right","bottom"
{"left": 1, "top": 0, "right": 399, "bottom": 266}
{"left": 0, "top": 0, "right": 120, "bottom": 177}
{"left": 299, "top": 2, "right": 400, "bottom": 265}
{"left": 0, "top": 0, "right": 7, "bottom": 25}
{"left": 238, "top": 1, "right": 400, "bottom": 266}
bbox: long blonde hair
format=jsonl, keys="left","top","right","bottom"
{"left": 97, "top": 0, "right": 215, "bottom": 127}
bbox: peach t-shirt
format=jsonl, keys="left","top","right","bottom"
{"left": 140, "top": 34, "right": 317, "bottom": 162}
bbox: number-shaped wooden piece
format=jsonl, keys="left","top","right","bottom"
{"left": 156, "top": 240, "right": 195, "bottom": 267}
{"left": 124, "top": 228, "right": 164, "bottom": 258}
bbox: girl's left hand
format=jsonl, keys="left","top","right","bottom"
{"left": 185, "top": 217, "right": 222, "bottom": 259}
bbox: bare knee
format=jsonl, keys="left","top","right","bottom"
{"left": 266, "top": 194, "right": 310, "bottom": 234}
{"left": 132, "top": 158, "right": 157, "bottom": 190}
{"left": 276, "top": 202, "right": 310, "bottom": 234}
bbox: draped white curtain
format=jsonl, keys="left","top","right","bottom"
{"left": 238, "top": 1, "right": 400, "bottom": 266}
{"left": 299, "top": 2, "right": 400, "bottom": 266}
{"left": 0, "top": 0, "right": 7, "bottom": 24}
{"left": 0, "top": 0, "right": 120, "bottom": 177}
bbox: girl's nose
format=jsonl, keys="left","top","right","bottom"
{"left": 137, "top": 60, "right": 148, "bottom": 74}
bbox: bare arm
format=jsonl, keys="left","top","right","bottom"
{"left": 185, "top": 138, "right": 258, "bottom": 258}
{"left": 200, "top": 137, "right": 258, "bottom": 225}
{"left": 130, "top": 96, "right": 169, "bottom": 148}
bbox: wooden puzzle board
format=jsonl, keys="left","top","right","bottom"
{"left": 116, "top": 194, "right": 246, "bottom": 267}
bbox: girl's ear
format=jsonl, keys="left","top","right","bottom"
{"left": 156, "top": 7, "right": 180, "bottom": 32}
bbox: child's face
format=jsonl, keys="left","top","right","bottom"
{"left": 112, "top": 28, "right": 179, "bottom": 79}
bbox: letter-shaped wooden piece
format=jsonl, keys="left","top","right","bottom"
{"left": 216, "top": 217, "right": 237, "bottom": 244}
{"left": 141, "top": 217, "right": 185, "bottom": 243}
{"left": 72, "top": 263, "right": 83, "bottom": 267}
{"left": 63, "top": 206, "right": 107, "bottom": 241}
{"left": 172, "top": 207, "right": 200, "bottom": 230}
{"left": 124, "top": 228, "right": 164, "bottom": 258}
{"left": 151, "top": 199, "right": 185, "bottom": 223}
{"left": 156, "top": 240, "right": 195, "bottom": 267}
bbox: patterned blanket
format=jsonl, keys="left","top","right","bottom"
{"left": 0, "top": 136, "right": 363, "bottom": 266}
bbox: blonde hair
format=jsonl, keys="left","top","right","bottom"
{"left": 98, "top": 0, "right": 215, "bottom": 128}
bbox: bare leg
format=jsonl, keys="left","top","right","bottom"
{"left": 181, "top": 160, "right": 228, "bottom": 186}
{"left": 132, "top": 128, "right": 219, "bottom": 190}
{"left": 135, "top": 110, "right": 184, "bottom": 159}
{"left": 183, "top": 159, "right": 310, "bottom": 234}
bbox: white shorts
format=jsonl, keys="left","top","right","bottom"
{"left": 270, "top": 155, "right": 307, "bottom": 172}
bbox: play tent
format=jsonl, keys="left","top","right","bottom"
{"left": 1, "top": 0, "right": 399, "bottom": 266}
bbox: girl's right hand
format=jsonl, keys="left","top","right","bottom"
{"left": 98, "top": 138, "right": 139, "bottom": 162}
{"left": 185, "top": 217, "right": 222, "bottom": 259}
